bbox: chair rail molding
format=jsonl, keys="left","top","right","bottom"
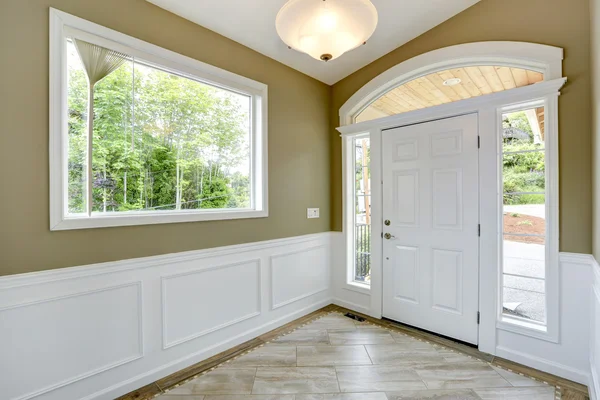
{"left": 0, "top": 232, "right": 333, "bottom": 400}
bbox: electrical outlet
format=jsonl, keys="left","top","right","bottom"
{"left": 307, "top": 208, "right": 320, "bottom": 219}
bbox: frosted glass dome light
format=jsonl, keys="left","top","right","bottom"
{"left": 276, "top": 0, "right": 378, "bottom": 62}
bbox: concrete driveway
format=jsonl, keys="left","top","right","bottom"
{"left": 503, "top": 240, "right": 546, "bottom": 322}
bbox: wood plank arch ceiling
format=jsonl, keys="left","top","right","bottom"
{"left": 356, "top": 66, "right": 544, "bottom": 123}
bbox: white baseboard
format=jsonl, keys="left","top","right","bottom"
{"left": 591, "top": 362, "right": 599, "bottom": 400}
{"left": 332, "top": 297, "right": 371, "bottom": 315}
{"left": 0, "top": 232, "right": 334, "bottom": 400}
{"left": 495, "top": 346, "right": 590, "bottom": 385}
{"left": 85, "top": 298, "right": 331, "bottom": 400}
{"left": 590, "top": 256, "right": 600, "bottom": 400}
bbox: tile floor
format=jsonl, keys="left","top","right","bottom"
{"left": 155, "top": 313, "right": 557, "bottom": 400}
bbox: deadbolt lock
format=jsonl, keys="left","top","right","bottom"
{"left": 384, "top": 220, "right": 391, "bottom": 226}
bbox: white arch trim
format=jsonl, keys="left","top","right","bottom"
{"left": 339, "top": 41, "right": 564, "bottom": 126}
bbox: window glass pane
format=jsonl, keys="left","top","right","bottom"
{"left": 503, "top": 234, "right": 546, "bottom": 323}
{"left": 91, "top": 60, "right": 134, "bottom": 212}
{"left": 503, "top": 195, "right": 545, "bottom": 239}
{"left": 502, "top": 150, "right": 545, "bottom": 195}
{"left": 66, "top": 39, "right": 252, "bottom": 214}
{"left": 502, "top": 107, "right": 545, "bottom": 151}
{"left": 354, "top": 138, "right": 371, "bottom": 284}
{"left": 66, "top": 40, "right": 88, "bottom": 214}
{"left": 501, "top": 106, "right": 546, "bottom": 324}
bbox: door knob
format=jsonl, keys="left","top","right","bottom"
{"left": 384, "top": 233, "right": 395, "bottom": 240}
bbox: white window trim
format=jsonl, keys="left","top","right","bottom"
{"left": 49, "top": 9, "right": 268, "bottom": 230}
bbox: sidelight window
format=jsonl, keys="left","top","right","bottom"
{"left": 353, "top": 137, "right": 372, "bottom": 284}
{"left": 498, "top": 100, "right": 558, "bottom": 339}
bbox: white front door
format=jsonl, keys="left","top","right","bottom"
{"left": 382, "top": 113, "right": 480, "bottom": 344}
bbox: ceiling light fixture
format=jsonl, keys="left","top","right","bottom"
{"left": 276, "top": 0, "right": 378, "bottom": 62}
{"left": 443, "top": 78, "right": 462, "bottom": 86}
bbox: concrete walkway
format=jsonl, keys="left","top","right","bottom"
{"left": 503, "top": 240, "right": 546, "bottom": 323}
{"left": 504, "top": 204, "right": 545, "bottom": 219}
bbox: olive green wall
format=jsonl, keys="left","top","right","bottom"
{"left": 1, "top": 0, "right": 594, "bottom": 276}
{"left": 592, "top": 0, "right": 600, "bottom": 260}
{"left": 331, "top": 0, "right": 592, "bottom": 254}
{"left": 0, "top": 0, "right": 332, "bottom": 276}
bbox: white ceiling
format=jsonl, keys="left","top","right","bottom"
{"left": 146, "top": 0, "right": 480, "bottom": 85}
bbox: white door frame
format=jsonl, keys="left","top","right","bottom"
{"left": 337, "top": 41, "right": 565, "bottom": 354}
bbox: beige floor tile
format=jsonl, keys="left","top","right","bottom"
{"left": 352, "top": 320, "right": 383, "bottom": 330}
{"left": 336, "top": 365, "right": 427, "bottom": 392}
{"left": 328, "top": 328, "right": 396, "bottom": 345}
{"left": 297, "top": 345, "right": 372, "bottom": 366}
{"left": 300, "top": 315, "right": 357, "bottom": 330}
{"left": 490, "top": 366, "right": 548, "bottom": 387}
{"left": 155, "top": 396, "right": 205, "bottom": 400}
{"left": 296, "top": 393, "right": 389, "bottom": 400}
{"left": 415, "top": 362, "right": 510, "bottom": 389}
{"left": 386, "top": 389, "right": 480, "bottom": 399}
{"left": 168, "top": 368, "right": 256, "bottom": 395}
{"left": 204, "top": 396, "right": 294, "bottom": 400}
{"left": 473, "top": 386, "right": 556, "bottom": 399}
{"left": 389, "top": 331, "right": 424, "bottom": 343}
{"left": 252, "top": 367, "right": 340, "bottom": 394}
{"left": 223, "top": 346, "right": 296, "bottom": 367}
{"left": 365, "top": 344, "right": 444, "bottom": 366}
{"left": 269, "top": 329, "right": 330, "bottom": 345}
{"left": 435, "top": 348, "right": 477, "bottom": 363}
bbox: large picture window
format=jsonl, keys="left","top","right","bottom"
{"left": 50, "top": 10, "right": 267, "bottom": 230}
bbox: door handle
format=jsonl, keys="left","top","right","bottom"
{"left": 384, "top": 233, "right": 396, "bottom": 240}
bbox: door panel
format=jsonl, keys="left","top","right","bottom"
{"left": 382, "top": 113, "right": 479, "bottom": 345}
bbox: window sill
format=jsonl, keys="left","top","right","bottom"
{"left": 343, "top": 281, "right": 371, "bottom": 295}
{"left": 51, "top": 209, "right": 268, "bottom": 231}
{"left": 496, "top": 315, "right": 558, "bottom": 343}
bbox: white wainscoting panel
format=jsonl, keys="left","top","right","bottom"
{"left": 162, "top": 260, "right": 262, "bottom": 348}
{"left": 590, "top": 257, "right": 600, "bottom": 400}
{"left": 496, "top": 253, "right": 594, "bottom": 385}
{"left": 0, "top": 232, "right": 333, "bottom": 400}
{"left": 330, "top": 232, "right": 373, "bottom": 316}
{"left": 0, "top": 283, "right": 143, "bottom": 400}
{"left": 271, "top": 246, "right": 329, "bottom": 309}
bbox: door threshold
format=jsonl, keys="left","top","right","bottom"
{"left": 382, "top": 316, "right": 478, "bottom": 349}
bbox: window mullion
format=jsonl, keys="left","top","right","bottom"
{"left": 87, "top": 82, "right": 94, "bottom": 217}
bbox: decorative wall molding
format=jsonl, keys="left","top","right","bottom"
{"left": 270, "top": 245, "right": 330, "bottom": 309}
{"left": 0, "top": 282, "right": 144, "bottom": 400}
{"left": 495, "top": 346, "right": 591, "bottom": 385}
{"left": 161, "top": 260, "right": 262, "bottom": 349}
{"left": 0, "top": 233, "right": 329, "bottom": 289}
{"left": 0, "top": 232, "right": 333, "bottom": 400}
